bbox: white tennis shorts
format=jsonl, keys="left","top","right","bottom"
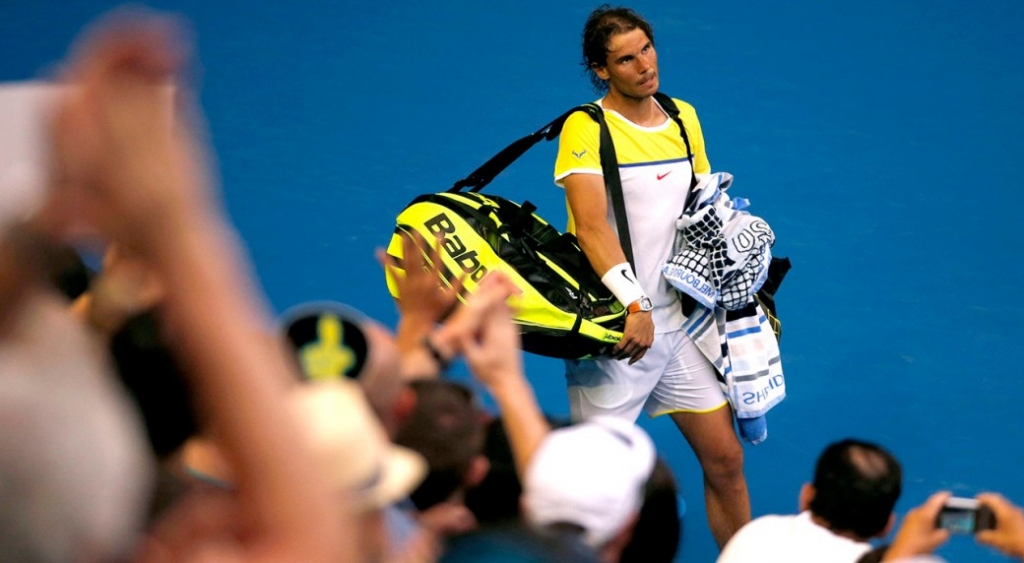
{"left": 565, "top": 329, "right": 727, "bottom": 421}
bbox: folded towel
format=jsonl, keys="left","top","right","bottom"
{"left": 663, "top": 172, "right": 774, "bottom": 311}
{"left": 719, "top": 216, "right": 774, "bottom": 310}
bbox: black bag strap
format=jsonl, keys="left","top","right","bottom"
{"left": 587, "top": 106, "right": 634, "bottom": 268}
{"left": 652, "top": 92, "right": 698, "bottom": 191}
{"left": 448, "top": 95, "right": 699, "bottom": 269}
{"left": 448, "top": 105, "right": 587, "bottom": 194}
{"left": 448, "top": 103, "right": 637, "bottom": 267}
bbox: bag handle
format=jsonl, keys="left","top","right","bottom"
{"left": 447, "top": 104, "right": 637, "bottom": 268}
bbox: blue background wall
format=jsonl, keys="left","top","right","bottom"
{"left": 3, "top": 1, "right": 1023, "bottom": 560}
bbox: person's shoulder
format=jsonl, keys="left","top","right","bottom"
{"left": 726, "top": 513, "right": 794, "bottom": 543}
{"left": 743, "top": 512, "right": 799, "bottom": 529}
{"left": 558, "top": 106, "right": 602, "bottom": 143}
{"left": 718, "top": 514, "right": 797, "bottom": 562}
{"left": 562, "top": 106, "right": 602, "bottom": 129}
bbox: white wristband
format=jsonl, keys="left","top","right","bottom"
{"left": 600, "top": 262, "right": 645, "bottom": 306}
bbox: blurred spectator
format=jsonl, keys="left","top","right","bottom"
{"left": 522, "top": 416, "right": 658, "bottom": 561}
{"left": 718, "top": 438, "right": 902, "bottom": 562}
{"left": 182, "top": 378, "right": 430, "bottom": 561}
{"left": 0, "top": 289, "right": 153, "bottom": 563}
{"left": 620, "top": 457, "right": 683, "bottom": 563}
{"left": 393, "top": 379, "right": 487, "bottom": 531}
{"left": 41, "top": 10, "right": 355, "bottom": 561}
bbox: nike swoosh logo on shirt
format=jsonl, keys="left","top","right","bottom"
{"left": 657, "top": 171, "right": 672, "bottom": 180}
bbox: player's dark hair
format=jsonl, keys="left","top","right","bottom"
{"left": 581, "top": 5, "right": 655, "bottom": 92}
{"left": 809, "top": 439, "right": 902, "bottom": 539}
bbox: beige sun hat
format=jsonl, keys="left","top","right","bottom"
{"left": 183, "top": 378, "right": 426, "bottom": 511}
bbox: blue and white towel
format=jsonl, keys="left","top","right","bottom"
{"left": 722, "top": 307, "right": 785, "bottom": 417}
{"left": 681, "top": 301, "right": 785, "bottom": 445}
{"left": 663, "top": 172, "right": 775, "bottom": 311}
{"left": 670, "top": 172, "right": 785, "bottom": 445}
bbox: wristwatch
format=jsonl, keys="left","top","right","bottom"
{"left": 627, "top": 296, "right": 654, "bottom": 315}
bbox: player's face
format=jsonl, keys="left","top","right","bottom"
{"left": 594, "top": 28, "right": 658, "bottom": 101}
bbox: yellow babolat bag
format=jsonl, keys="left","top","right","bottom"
{"left": 385, "top": 104, "right": 627, "bottom": 359}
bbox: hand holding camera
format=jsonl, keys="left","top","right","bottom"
{"left": 974, "top": 493, "right": 1024, "bottom": 560}
{"left": 935, "top": 496, "right": 996, "bottom": 535}
{"left": 883, "top": 492, "right": 1024, "bottom": 562}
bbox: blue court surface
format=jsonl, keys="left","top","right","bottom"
{"left": 3, "top": 1, "right": 1023, "bottom": 561}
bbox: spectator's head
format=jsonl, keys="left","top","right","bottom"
{"left": 392, "top": 379, "right": 488, "bottom": 511}
{"left": 464, "top": 417, "right": 523, "bottom": 525}
{"left": 523, "top": 416, "right": 656, "bottom": 555}
{"left": 581, "top": 6, "right": 655, "bottom": 92}
{"left": 0, "top": 292, "right": 153, "bottom": 563}
{"left": 619, "top": 457, "right": 682, "bottom": 563}
{"left": 802, "top": 438, "right": 902, "bottom": 540}
{"left": 184, "top": 378, "right": 426, "bottom": 561}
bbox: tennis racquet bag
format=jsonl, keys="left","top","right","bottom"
{"left": 385, "top": 189, "right": 626, "bottom": 359}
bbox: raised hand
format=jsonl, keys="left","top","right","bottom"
{"left": 976, "top": 493, "right": 1024, "bottom": 560}
{"left": 49, "top": 12, "right": 213, "bottom": 251}
{"left": 882, "top": 492, "right": 951, "bottom": 561}
{"left": 452, "top": 272, "right": 523, "bottom": 389}
{"left": 379, "top": 229, "right": 463, "bottom": 352}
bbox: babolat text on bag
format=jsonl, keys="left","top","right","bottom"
{"left": 385, "top": 191, "right": 626, "bottom": 359}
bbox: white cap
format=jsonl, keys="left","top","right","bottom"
{"left": 522, "top": 416, "right": 657, "bottom": 547}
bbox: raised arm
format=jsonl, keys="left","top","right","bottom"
{"left": 427, "top": 272, "right": 549, "bottom": 477}
{"left": 49, "top": 13, "right": 350, "bottom": 562}
{"left": 379, "top": 229, "right": 462, "bottom": 379}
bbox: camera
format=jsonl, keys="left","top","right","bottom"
{"left": 935, "top": 497, "right": 996, "bottom": 534}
